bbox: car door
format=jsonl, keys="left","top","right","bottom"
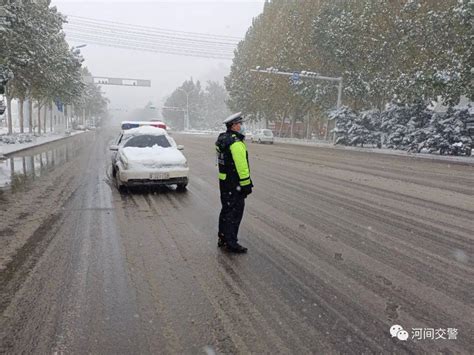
{"left": 111, "top": 133, "right": 123, "bottom": 165}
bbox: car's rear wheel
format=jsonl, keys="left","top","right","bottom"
{"left": 258, "top": 139, "right": 262, "bottom": 144}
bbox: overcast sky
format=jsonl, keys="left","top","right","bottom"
{"left": 52, "top": 1, "right": 265, "bottom": 111}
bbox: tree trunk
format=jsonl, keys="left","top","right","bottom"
{"left": 306, "top": 114, "right": 311, "bottom": 140}
{"left": 324, "top": 119, "right": 329, "bottom": 141}
{"left": 64, "top": 105, "right": 68, "bottom": 130}
{"left": 6, "top": 86, "right": 13, "bottom": 135}
{"left": 37, "top": 101, "right": 42, "bottom": 135}
{"left": 28, "top": 99, "right": 33, "bottom": 133}
{"left": 19, "top": 98, "right": 24, "bottom": 133}
{"left": 43, "top": 104, "right": 47, "bottom": 133}
{"left": 50, "top": 102, "right": 53, "bottom": 132}
{"left": 278, "top": 114, "right": 285, "bottom": 138}
{"left": 290, "top": 115, "right": 295, "bottom": 138}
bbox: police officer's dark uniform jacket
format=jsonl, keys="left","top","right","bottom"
{"left": 215, "top": 113, "right": 253, "bottom": 252}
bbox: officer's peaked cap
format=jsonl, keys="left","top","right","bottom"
{"left": 223, "top": 112, "right": 245, "bottom": 126}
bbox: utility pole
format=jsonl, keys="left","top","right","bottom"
{"left": 176, "top": 88, "right": 190, "bottom": 130}
{"left": 162, "top": 106, "right": 186, "bottom": 129}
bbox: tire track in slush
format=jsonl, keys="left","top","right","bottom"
{"left": 163, "top": 190, "right": 322, "bottom": 353}
{"left": 163, "top": 179, "right": 404, "bottom": 353}
{"left": 144, "top": 192, "right": 287, "bottom": 354}
{"left": 117, "top": 191, "right": 184, "bottom": 353}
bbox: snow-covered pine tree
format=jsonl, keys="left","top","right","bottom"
{"left": 329, "top": 106, "right": 357, "bottom": 145}
{"left": 380, "top": 103, "right": 412, "bottom": 149}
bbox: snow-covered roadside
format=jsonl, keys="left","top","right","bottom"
{"left": 274, "top": 137, "right": 474, "bottom": 165}
{"left": 0, "top": 130, "right": 87, "bottom": 156}
{"left": 177, "top": 129, "right": 220, "bottom": 136}
{"left": 170, "top": 130, "right": 474, "bottom": 164}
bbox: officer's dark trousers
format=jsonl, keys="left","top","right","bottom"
{"left": 218, "top": 190, "right": 245, "bottom": 245}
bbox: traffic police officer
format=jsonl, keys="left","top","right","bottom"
{"left": 216, "top": 112, "right": 253, "bottom": 253}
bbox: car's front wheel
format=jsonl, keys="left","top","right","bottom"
{"left": 176, "top": 183, "right": 187, "bottom": 192}
{"left": 176, "top": 178, "right": 188, "bottom": 192}
{"left": 115, "top": 169, "right": 126, "bottom": 192}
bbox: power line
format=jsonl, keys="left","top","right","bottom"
{"left": 66, "top": 14, "right": 243, "bottom": 41}
{"left": 66, "top": 33, "right": 234, "bottom": 58}
{"left": 65, "top": 22, "right": 239, "bottom": 47}
{"left": 66, "top": 35, "right": 234, "bottom": 60}
{"left": 65, "top": 27, "right": 236, "bottom": 53}
{"left": 66, "top": 32, "right": 235, "bottom": 57}
{"left": 64, "top": 15, "right": 240, "bottom": 59}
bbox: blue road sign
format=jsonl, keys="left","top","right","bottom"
{"left": 291, "top": 71, "right": 300, "bottom": 85}
{"left": 54, "top": 98, "right": 64, "bottom": 112}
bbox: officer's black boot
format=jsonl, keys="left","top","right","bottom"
{"left": 217, "top": 233, "right": 226, "bottom": 248}
{"left": 226, "top": 242, "right": 248, "bottom": 254}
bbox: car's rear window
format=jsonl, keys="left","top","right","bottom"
{"left": 123, "top": 135, "right": 171, "bottom": 148}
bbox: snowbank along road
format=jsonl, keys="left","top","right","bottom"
{"left": 0, "top": 125, "right": 473, "bottom": 354}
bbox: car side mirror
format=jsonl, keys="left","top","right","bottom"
{"left": 177, "top": 145, "right": 184, "bottom": 150}
{"left": 109, "top": 145, "right": 119, "bottom": 151}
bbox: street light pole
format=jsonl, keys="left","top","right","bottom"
{"left": 336, "top": 78, "right": 343, "bottom": 109}
{"left": 176, "top": 88, "right": 190, "bottom": 131}
{"left": 250, "top": 68, "right": 343, "bottom": 108}
{"left": 250, "top": 67, "right": 343, "bottom": 141}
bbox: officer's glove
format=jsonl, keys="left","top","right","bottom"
{"left": 240, "top": 184, "right": 253, "bottom": 198}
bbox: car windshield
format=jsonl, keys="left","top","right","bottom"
{"left": 123, "top": 135, "right": 171, "bottom": 148}
{"left": 263, "top": 130, "right": 273, "bottom": 136}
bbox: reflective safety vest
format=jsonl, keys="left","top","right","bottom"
{"left": 215, "top": 130, "right": 251, "bottom": 191}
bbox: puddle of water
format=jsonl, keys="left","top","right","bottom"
{"left": 0, "top": 136, "right": 88, "bottom": 191}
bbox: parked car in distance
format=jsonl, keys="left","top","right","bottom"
{"left": 251, "top": 129, "right": 274, "bottom": 144}
{"left": 110, "top": 125, "right": 188, "bottom": 191}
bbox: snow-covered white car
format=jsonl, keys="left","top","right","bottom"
{"left": 251, "top": 129, "right": 274, "bottom": 144}
{"left": 110, "top": 126, "right": 189, "bottom": 191}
